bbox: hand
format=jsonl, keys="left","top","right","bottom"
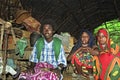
{"left": 74, "top": 46, "right": 99, "bottom": 56}
{"left": 50, "top": 68, "right": 61, "bottom": 78}
{"left": 80, "top": 46, "right": 92, "bottom": 53}
{"left": 84, "top": 46, "right": 99, "bottom": 56}
{"left": 25, "top": 62, "right": 36, "bottom": 74}
{"left": 74, "top": 47, "right": 84, "bottom": 55}
{"left": 26, "top": 66, "right": 35, "bottom": 74}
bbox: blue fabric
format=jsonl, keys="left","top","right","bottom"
{"left": 7, "top": 58, "right": 16, "bottom": 69}
{"left": 71, "top": 29, "right": 95, "bottom": 53}
{"left": 29, "top": 39, "right": 67, "bottom": 68}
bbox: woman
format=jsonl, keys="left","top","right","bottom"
{"left": 93, "top": 28, "right": 120, "bottom": 80}
{"left": 67, "top": 30, "right": 98, "bottom": 79}
{"left": 67, "top": 30, "right": 97, "bottom": 61}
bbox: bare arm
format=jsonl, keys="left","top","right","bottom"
{"left": 67, "top": 52, "right": 74, "bottom": 62}
{"left": 26, "top": 62, "right": 36, "bottom": 73}
{"left": 67, "top": 47, "right": 83, "bottom": 61}
{"left": 76, "top": 46, "right": 99, "bottom": 56}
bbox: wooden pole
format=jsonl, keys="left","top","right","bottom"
{"left": 2, "top": 30, "right": 8, "bottom": 80}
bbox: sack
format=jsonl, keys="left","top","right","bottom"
{"left": 30, "top": 32, "right": 42, "bottom": 47}
{"left": 23, "top": 16, "right": 41, "bottom": 32}
{"left": 15, "top": 10, "right": 30, "bottom": 24}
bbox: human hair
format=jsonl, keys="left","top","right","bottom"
{"left": 71, "top": 29, "right": 95, "bottom": 53}
{"left": 40, "top": 19, "right": 56, "bottom": 32}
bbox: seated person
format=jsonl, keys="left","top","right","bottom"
{"left": 93, "top": 28, "right": 120, "bottom": 80}
{"left": 67, "top": 30, "right": 98, "bottom": 79}
{"left": 19, "top": 19, "right": 67, "bottom": 80}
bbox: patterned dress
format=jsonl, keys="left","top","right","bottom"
{"left": 71, "top": 47, "right": 94, "bottom": 77}
{"left": 93, "top": 28, "right": 120, "bottom": 80}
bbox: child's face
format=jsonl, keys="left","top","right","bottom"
{"left": 97, "top": 32, "right": 107, "bottom": 45}
{"left": 81, "top": 32, "right": 89, "bottom": 45}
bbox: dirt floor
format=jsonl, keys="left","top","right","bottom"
{"left": 62, "top": 65, "right": 90, "bottom": 80}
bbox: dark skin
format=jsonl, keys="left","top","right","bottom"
{"left": 42, "top": 24, "right": 54, "bottom": 42}
{"left": 67, "top": 32, "right": 99, "bottom": 78}
{"left": 28, "top": 24, "right": 63, "bottom": 78}
{"left": 42, "top": 24, "right": 62, "bottom": 78}
{"left": 67, "top": 46, "right": 98, "bottom": 62}
{"left": 97, "top": 32, "right": 107, "bottom": 46}
{"left": 97, "top": 32, "right": 108, "bottom": 54}
{"left": 68, "top": 32, "right": 98, "bottom": 77}
{"left": 67, "top": 32, "right": 99, "bottom": 62}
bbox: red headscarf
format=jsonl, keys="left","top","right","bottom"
{"left": 97, "top": 28, "right": 111, "bottom": 51}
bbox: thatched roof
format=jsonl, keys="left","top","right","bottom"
{"left": 0, "top": 0, "right": 120, "bottom": 38}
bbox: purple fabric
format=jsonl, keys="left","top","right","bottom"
{"left": 19, "top": 62, "right": 59, "bottom": 80}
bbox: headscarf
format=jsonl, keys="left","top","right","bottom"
{"left": 97, "top": 28, "right": 111, "bottom": 51}
{"left": 71, "top": 29, "right": 95, "bottom": 53}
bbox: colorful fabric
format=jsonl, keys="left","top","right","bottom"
{"left": 97, "top": 28, "right": 111, "bottom": 51}
{"left": 94, "top": 28, "right": 120, "bottom": 80}
{"left": 71, "top": 47, "right": 94, "bottom": 76}
{"left": 99, "top": 53, "right": 114, "bottom": 79}
{"left": 29, "top": 38, "right": 67, "bottom": 68}
{"left": 97, "top": 28, "right": 120, "bottom": 55}
{"left": 72, "top": 52, "right": 93, "bottom": 68}
{"left": 105, "top": 57, "right": 120, "bottom": 80}
{"left": 93, "top": 53, "right": 114, "bottom": 80}
{"left": 93, "top": 54, "right": 120, "bottom": 80}
{"left": 70, "top": 30, "right": 95, "bottom": 78}
{"left": 18, "top": 62, "right": 59, "bottom": 80}
{"left": 36, "top": 37, "right": 61, "bottom": 61}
